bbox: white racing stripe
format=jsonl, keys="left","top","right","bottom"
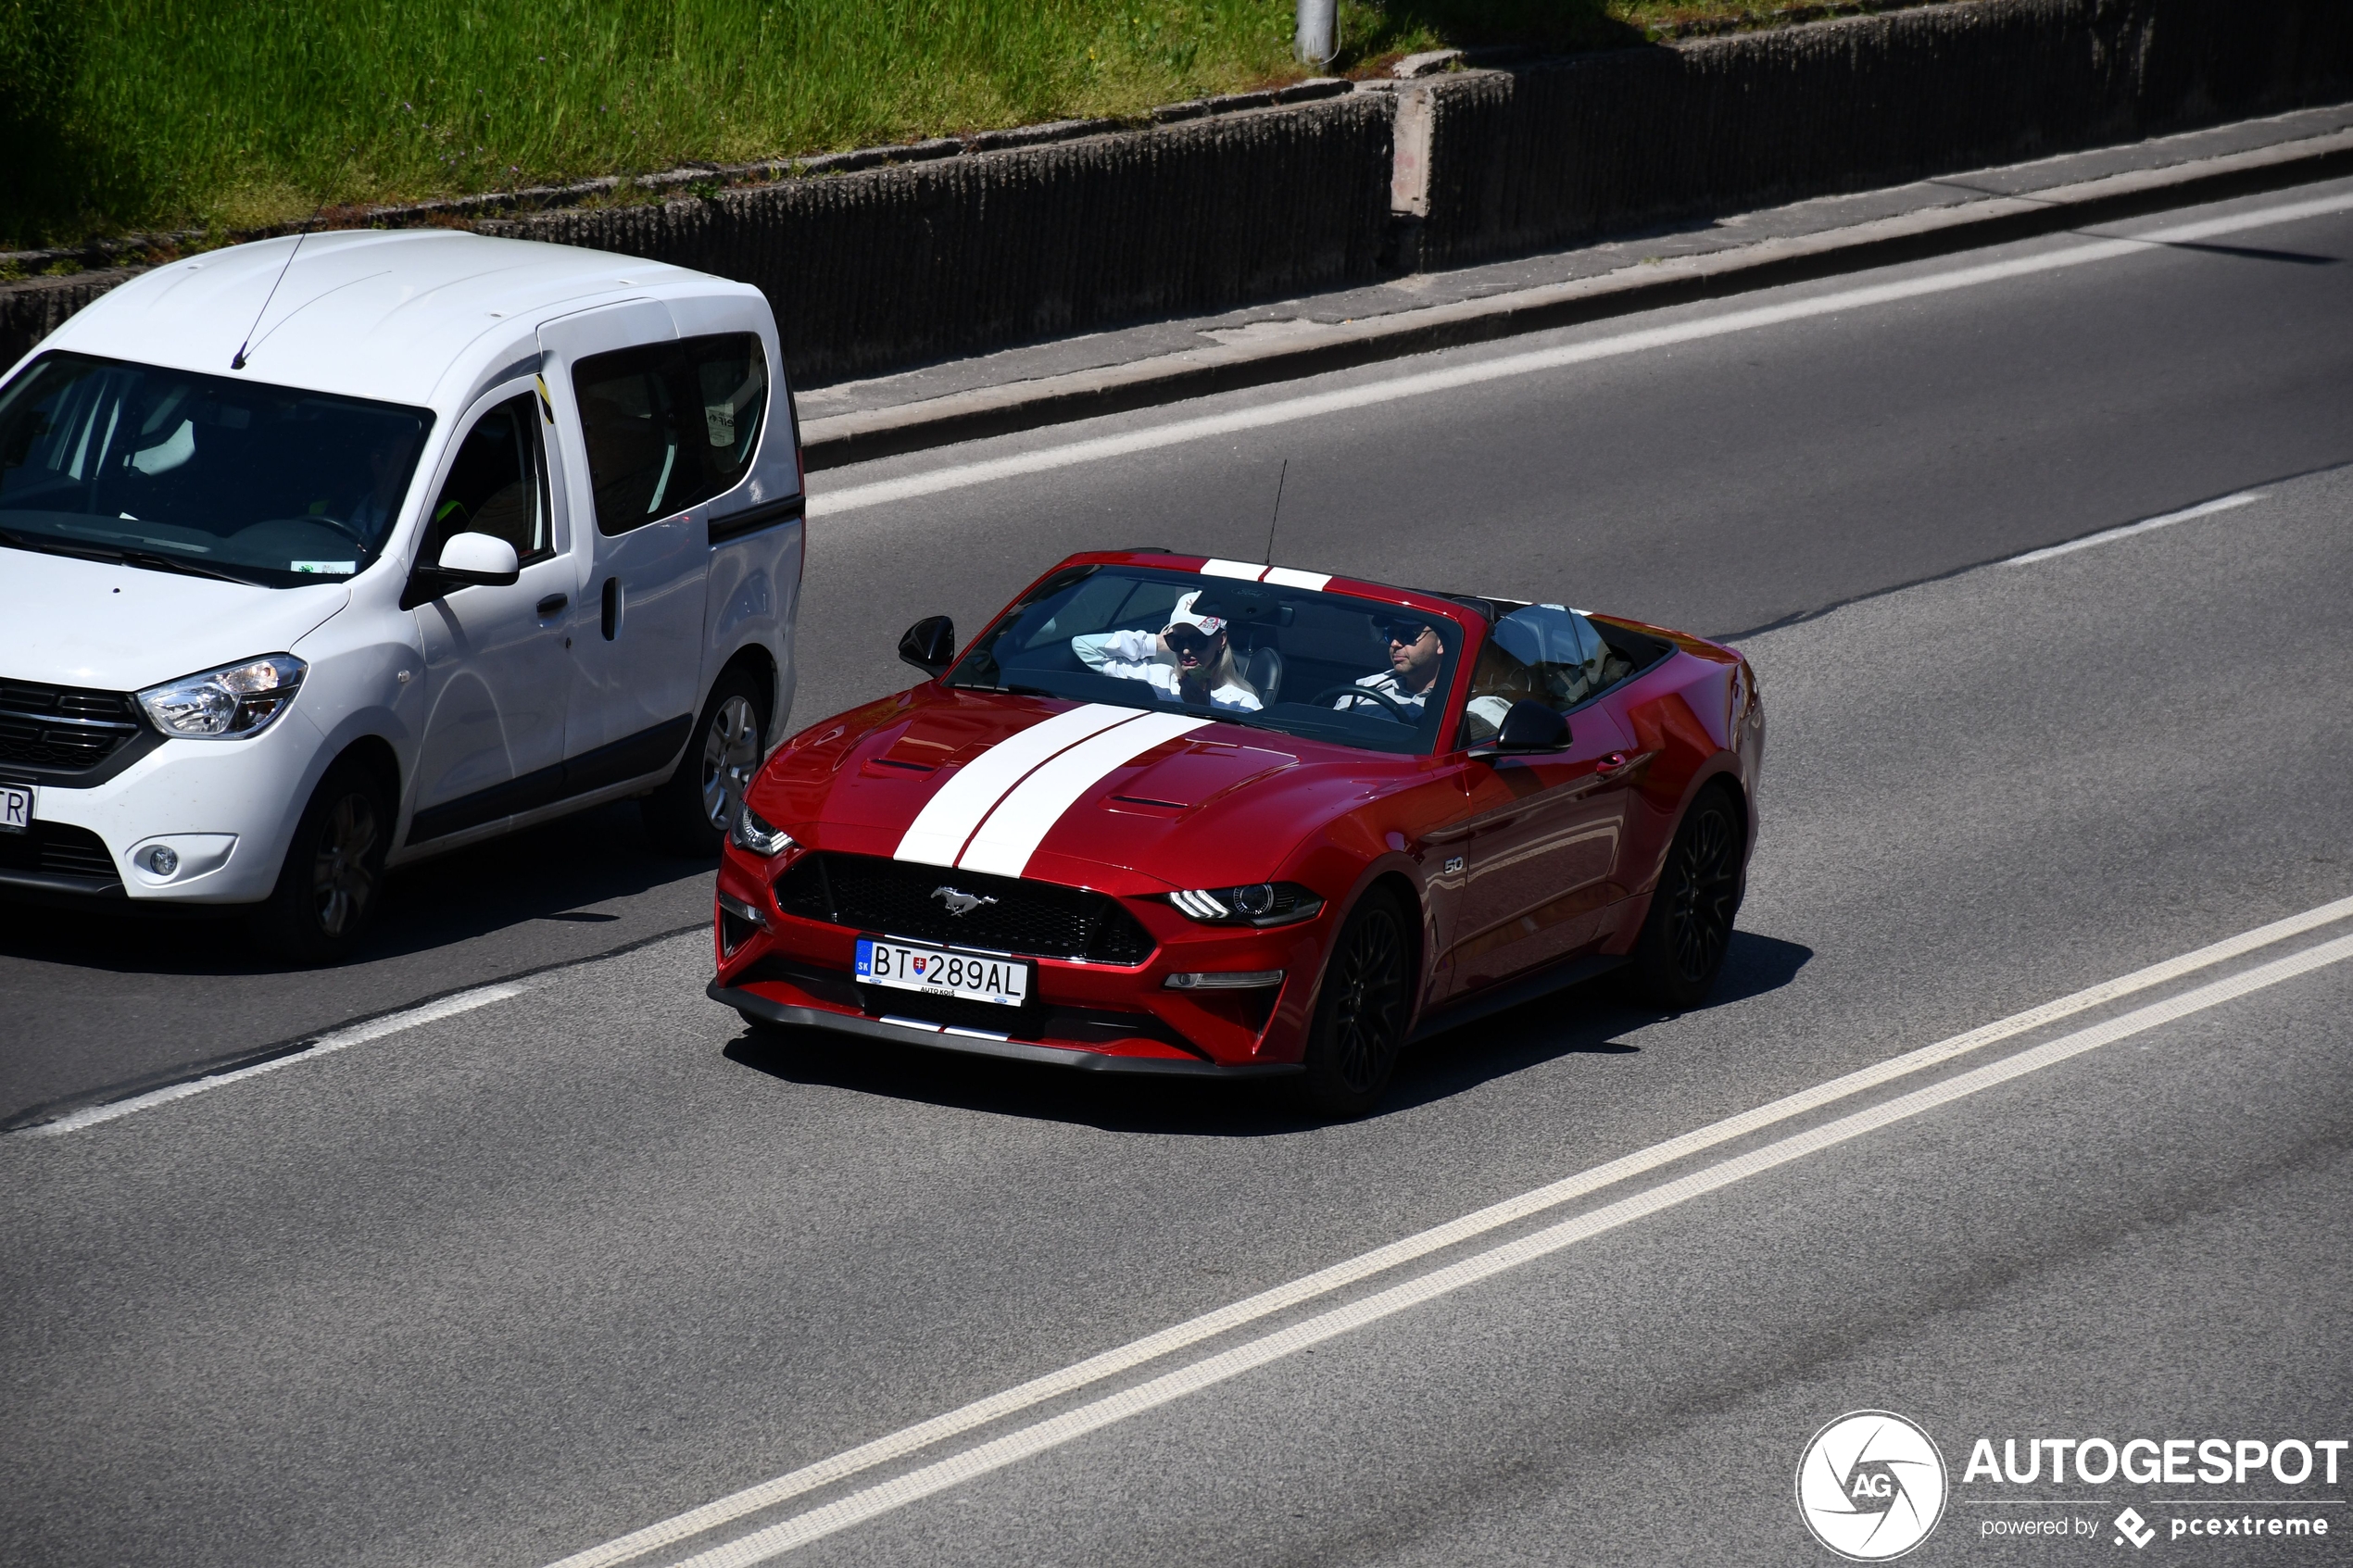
{"left": 2006, "top": 492, "right": 2262, "bottom": 564}
{"left": 806, "top": 190, "right": 2353, "bottom": 520}
{"left": 955, "top": 711, "right": 1211, "bottom": 877}
{"left": 24, "top": 983, "right": 527, "bottom": 1136}
{"left": 667, "top": 928, "right": 2353, "bottom": 1567}
{"left": 893, "top": 704, "right": 1142, "bottom": 866}
{"left": 541, "top": 892, "right": 2353, "bottom": 1568}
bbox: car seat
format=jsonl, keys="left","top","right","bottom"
{"left": 1244, "top": 644, "right": 1284, "bottom": 705}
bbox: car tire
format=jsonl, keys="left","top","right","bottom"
{"left": 250, "top": 759, "right": 391, "bottom": 967}
{"left": 1292, "top": 889, "right": 1415, "bottom": 1120}
{"left": 1626, "top": 784, "right": 1744, "bottom": 1010}
{"left": 643, "top": 666, "right": 769, "bottom": 858}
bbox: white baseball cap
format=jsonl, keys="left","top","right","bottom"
{"left": 1169, "top": 591, "right": 1227, "bottom": 637}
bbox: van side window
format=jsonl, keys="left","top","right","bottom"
{"left": 573, "top": 333, "right": 767, "bottom": 536}
{"left": 421, "top": 393, "right": 550, "bottom": 567}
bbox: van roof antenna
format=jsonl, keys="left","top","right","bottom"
{"left": 231, "top": 220, "right": 316, "bottom": 370}
{"left": 1263, "top": 459, "right": 1288, "bottom": 568}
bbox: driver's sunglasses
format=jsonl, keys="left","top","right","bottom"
{"left": 1381, "top": 623, "right": 1436, "bottom": 646}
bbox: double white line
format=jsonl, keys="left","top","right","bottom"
{"left": 547, "top": 893, "right": 2353, "bottom": 1568}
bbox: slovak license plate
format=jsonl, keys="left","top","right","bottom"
{"left": 0, "top": 782, "right": 31, "bottom": 834}
{"left": 856, "top": 936, "right": 1031, "bottom": 1007}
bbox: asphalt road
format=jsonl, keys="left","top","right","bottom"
{"left": 4, "top": 180, "right": 2350, "bottom": 1568}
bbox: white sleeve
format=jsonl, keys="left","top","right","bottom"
{"left": 1072, "top": 629, "right": 1160, "bottom": 680}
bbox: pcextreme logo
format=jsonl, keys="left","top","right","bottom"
{"left": 1797, "top": 1411, "right": 1951, "bottom": 1561}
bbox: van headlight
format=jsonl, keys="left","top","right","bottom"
{"left": 136, "top": 655, "right": 307, "bottom": 739}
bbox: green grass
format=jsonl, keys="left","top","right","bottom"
{"left": 3, "top": 0, "right": 1767, "bottom": 250}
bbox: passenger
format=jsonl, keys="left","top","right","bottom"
{"left": 1333, "top": 614, "right": 1454, "bottom": 721}
{"left": 1072, "top": 592, "right": 1262, "bottom": 711}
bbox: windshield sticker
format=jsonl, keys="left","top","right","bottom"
{"left": 290, "top": 561, "right": 356, "bottom": 574}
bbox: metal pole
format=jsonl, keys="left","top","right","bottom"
{"left": 1295, "top": 0, "right": 1338, "bottom": 68}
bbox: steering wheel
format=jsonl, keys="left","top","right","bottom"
{"left": 1308, "top": 683, "right": 1418, "bottom": 720}
{"left": 305, "top": 514, "right": 371, "bottom": 548}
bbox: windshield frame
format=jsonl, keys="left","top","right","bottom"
{"left": 0, "top": 349, "right": 437, "bottom": 590}
{"left": 943, "top": 558, "right": 1482, "bottom": 759}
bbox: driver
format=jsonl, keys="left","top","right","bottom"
{"left": 1072, "top": 591, "right": 1263, "bottom": 711}
{"left": 1333, "top": 613, "right": 1453, "bottom": 721}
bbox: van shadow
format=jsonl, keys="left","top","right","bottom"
{"left": 722, "top": 931, "right": 1814, "bottom": 1135}
{"left": 0, "top": 801, "right": 704, "bottom": 977}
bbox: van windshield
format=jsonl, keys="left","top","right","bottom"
{"left": 0, "top": 351, "right": 434, "bottom": 587}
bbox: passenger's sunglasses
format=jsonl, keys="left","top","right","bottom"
{"left": 1164, "top": 625, "right": 1224, "bottom": 656}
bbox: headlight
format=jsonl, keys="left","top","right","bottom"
{"left": 1166, "top": 882, "right": 1324, "bottom": 927}
{"left": 136, "top": 655, "right": 307, "bottom": 740}
{"left": 730, "top": 802, "right": 796, "bottom": 857}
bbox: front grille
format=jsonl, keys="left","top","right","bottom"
{"left": 0, "top": 680, "right": 145, "bottom": 773}
{"left": 0, "top": 821, "right": 122, "bottom": 887}
{"left": 774, "top": 851, "right": 1156, "bottom": 965}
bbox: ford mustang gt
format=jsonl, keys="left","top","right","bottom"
{"left": 709, "top": 550, "right": 1762, "bottom": 1116}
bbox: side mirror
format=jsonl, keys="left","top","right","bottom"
{"left": 400, "top": 531, "right": 521, "bottom": 608}
{"left": 436, "top": 531, "right": 521, "bottom": 583}
{"left": 899, "top": 615, "right": 956, "bottom": 677}
{"left": 1471, "top": 698, "right": 1570, "bottom": 759}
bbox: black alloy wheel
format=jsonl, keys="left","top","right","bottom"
{"left": 1295, "top": 892, "right": 1413, "bottom": 1119}
{"left": 1629, "top": 787, "right": 1744, "bottom": 1010}
{"left": 253, "top": 759, "right": 391, "bottom": 965}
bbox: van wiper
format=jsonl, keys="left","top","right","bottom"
{"left": 0, "top": 524, "right": 256, "bottom": 583}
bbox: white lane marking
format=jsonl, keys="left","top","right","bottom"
{"left": 955, "top": 712, "right": 1211, "bottom": 877}
{"left": 24, "top": 984, "right": 527, "bottom": 1136}
{"left": 806, "top": 190, "right": 2353, "bottom": 520}
{"left": 893, "top": 704, "right": 1142, "bottom": 867}
{"left": 542, "top": 892, "right": 2353, "bottom": 1568}
{"left": 2006, "top": 492, "right": 2262, "bottom": 564}
{"left": 670, "top": 930, "right": 2353, "bottom": 1567}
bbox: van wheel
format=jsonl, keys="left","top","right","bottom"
{"left": 252, "top": 760, "right": 390, "bottom": 966}
{"left": 644, "top": 667, "right": 768, "bottom": 857}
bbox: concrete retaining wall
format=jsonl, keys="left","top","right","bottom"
{"left": 5, "top": 0, "right": 2349, "bottom": 383}
{"left": 1401, "top": 0, "right": 2353, "bottom": 269}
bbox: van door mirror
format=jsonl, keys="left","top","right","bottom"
{"left": 436, "top": 532, "right": 521, "bottom": 583}
{"left": 899, "top": 615, "right": 956, "bottom": 676}
{"left": 401, "top": 531, "right": 522, "bottom": 608}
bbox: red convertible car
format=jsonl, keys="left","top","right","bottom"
{"left": 709, "top": 550, "right": 1762, "bottom": 1116}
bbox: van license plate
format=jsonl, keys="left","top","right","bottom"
{"left": 0, "top": 783, "right": 31, "bottom": 834}
{"left": 856, "top": 937, "right": 1031, "bottom": 1007}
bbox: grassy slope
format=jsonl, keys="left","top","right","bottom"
{"left": 3, "top": 0, "right": 1777, "bottom": 250}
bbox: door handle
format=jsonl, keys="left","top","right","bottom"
{"left": 600, "top": 577, "right": 621, "bottom": 641}
{"left": 536, "top": 594, "right": 568, "bottom": 617}
{"left": 1596, "top": 752, "right": 1634, "bottom": 772}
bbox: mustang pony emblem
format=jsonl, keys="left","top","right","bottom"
{"left": 932, "top": 886, "right": 999, "bottom": 917}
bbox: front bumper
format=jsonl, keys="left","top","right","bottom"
{"left": 711, "top": 982, "right": 1302, "bottom": 1077}
{"left": 711, "top": 846, "right": 1332, "bottom": 1070}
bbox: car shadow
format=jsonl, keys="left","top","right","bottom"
{"left": 721, "top": 931, "right": 1814, "bottom": 1135}
{"left": 0, "top": 800, "right": 706, "bottom": 977}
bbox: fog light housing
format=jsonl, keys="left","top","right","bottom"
{"left": 1164, "top": 969, "right": 1284, "bottom": 990}
{"left": 143, "top": 846, "right": 180, "bottom": 876}
{"left": 717, "top": 891, "right": 769, "bottom": 956}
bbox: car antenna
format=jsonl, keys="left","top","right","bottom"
{"left": 1263, "top": 458, "right": 1288, "bottom": 567}
{"left": 230, "top": 218, "right": 317, "bottom": 370}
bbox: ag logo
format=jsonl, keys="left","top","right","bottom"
{"left": 1796, "top": 1411, "right": 1948, "bottom": 1561}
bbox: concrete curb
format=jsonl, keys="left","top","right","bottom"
{"left": 801, "top": 126, "right": 2353, "bottom": 471}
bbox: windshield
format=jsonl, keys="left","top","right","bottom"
{"left": 0, "top": 351, "right": 434, "bottom": 587}
{"left": 948, "top": 565, "right": 1468, "bottom": 756}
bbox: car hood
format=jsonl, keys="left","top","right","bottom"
{"left": 0, "top": 548, "right": 352, "bottom": 691}
{"left": 751, "top": 688, "right": 1415, "bottom": 892}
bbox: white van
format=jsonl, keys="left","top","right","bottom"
{"left": 0, "top": 231, "right": 804, "bottom": 960}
